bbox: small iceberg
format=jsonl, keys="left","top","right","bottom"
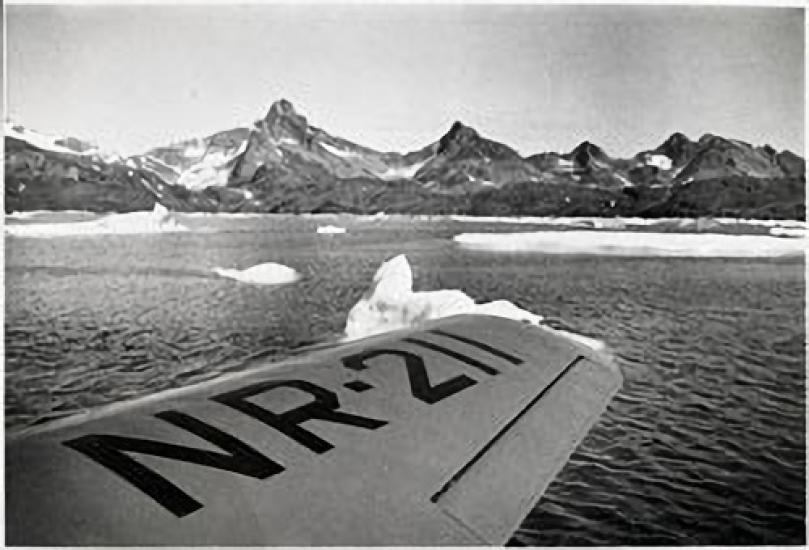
{"left": 454, "top": 230, "right": 805, "bottom": 257}
{"left": 212, "top": 262, "right": 300, "bottom": 285}
{"left": 4, "top": 203, "right": 189, "bottom": 238}
{"left": 316, "top": 225, "right": 347, "bottom": 234}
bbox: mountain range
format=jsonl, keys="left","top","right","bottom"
{"left": 4, "top": 99, "right": 805, "bottom": 219}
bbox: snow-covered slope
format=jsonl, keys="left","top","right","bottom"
{"left": 4, "top": 122, "right": 99, "bottom": 157}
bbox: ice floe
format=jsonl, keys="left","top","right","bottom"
{"left": 316, "top": 225, "right": 347, "bottom": 234}
{"left": 770, "top": 227, "right": 806, "bottom": 238}
{"left": 356, "top": 212, "right": 389, "bottom": 221}
{"left": 5, "top": 204, "right": 189, "bottom": 238}
{"left": 445, "top": 215, "right": 807, "bottom": 230}
{"left": 454, "top": 230, "right": 805, "bottom": 257}
{"left": 211, "top": 262, "right": 300, "bottom": 285}
{"left": 7, "top": 210, "right": 74, "bottom": 220}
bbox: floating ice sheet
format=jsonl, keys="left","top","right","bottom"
{"left": 316, "top": 225, "right": 347, "bottom": 234}
{"left": 447, "top": 215, "right": 807, "bottom": 230}
{"left": 211, "top": 262, "right": 300, "bottom": 285}
{"left": 4, "top": 205, "right": 189, "bottom": 238}
{"left": 454, "top": 230, "right": 805, "bottom": 257}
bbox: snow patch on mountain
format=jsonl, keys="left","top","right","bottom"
{"left": 182, "top": 142, "right": 207, "bottom": 158}
{"left": 644, "top": 154, "right": 673, "bottom": 170}
{"left": 5, "top": 122, "right": 98, "bottom": 157}
{"left": 377, "top": 159, "right": 428, "bottom": 180}
{"left": 176, "top": 141, "right": 248, "bottom": 190}
{"left": 320, "top": 142, "right": 358, "bottom": 159}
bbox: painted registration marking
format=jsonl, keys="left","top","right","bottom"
{"left": 61, "top": 329, "right": 525, "bottom": 517}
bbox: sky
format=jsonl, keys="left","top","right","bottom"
{"left": 4, "top": 4, "right": 805, "bottom": 157}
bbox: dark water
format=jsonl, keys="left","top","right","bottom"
{"left": 5, "top": 213, "right": 805, "bottom": 545}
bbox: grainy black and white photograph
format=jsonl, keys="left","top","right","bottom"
{"left": 3, "top": 1, "right": 806, "bottom": 546}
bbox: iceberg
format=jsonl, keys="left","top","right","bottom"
{"left": 343, "top": 254, "right": 542, "bottom": 341}
{"left": 343, "top": 254, "right": 605, "bottom": 351}
{"left": 212, "top": 262, "right": 300, "bottom": 285}
{"left": 316, "top": 225, "right": 347, "bottom": 234}
{"left": 5, "top": 204, "right": 189, "bottom": 238}
{"left": 454, "top": 230, "right": 805, "bottom": 257}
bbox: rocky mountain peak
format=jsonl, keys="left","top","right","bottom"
{"left": 260, "top": 98, "right": 310, "bottom": 143}
{"left": 570, "top": 140, "right": 607, "bottom": 166}
{"left": 660, "top": 132, "right": 691, "bottom": 150}
{"left": 436, "top": 121, "right": 482, "bottom": 156}
{"left": 442, "top": 120, "right": 478, "bottom": 142}
{"left": 652, "top": 132, "right": 696, "bottom": 165}
{"left": 697, "top": 133, "right": 727, "bottom": 147}
{"left": 265, "top": 98, "right": 297, "bottom": 121}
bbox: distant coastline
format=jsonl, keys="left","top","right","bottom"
{"left": 5, "top": 100, "right": 805, "bottom": 221}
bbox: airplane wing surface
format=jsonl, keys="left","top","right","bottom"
{"left": 6, "top": 315, "right": 622, "bottom": 546}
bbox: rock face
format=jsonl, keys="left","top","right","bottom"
{"left": 138, "top": 128, "right": 250, "bottom": 189}
{"left": 411, "top": 121, "right": 542, "bottom": 192}
{"left": 5, "top": 100, "right": 806, "bottom": 219}
{"left": 675, "top": 134, "right": 791, "bottom": 182}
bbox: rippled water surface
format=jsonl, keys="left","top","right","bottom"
{"left": 5, "top": 213, "right": 805, "bottom": 545}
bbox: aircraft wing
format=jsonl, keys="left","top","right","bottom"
{"left": 6, "top": 315, "right": 622, "bottom": 546}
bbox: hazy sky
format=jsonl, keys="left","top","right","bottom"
{"left": 5, "top": 4, "right": 805, "bottom": 157}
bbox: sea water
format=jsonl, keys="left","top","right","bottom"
{"left": 4, "top": 213, "right": 805, "bottom": 545}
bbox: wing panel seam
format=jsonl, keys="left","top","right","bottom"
{"left": 429, "top": 354, "right": 585, "bottom": 504}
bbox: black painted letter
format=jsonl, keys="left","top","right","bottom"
{"left": 63, "top": 410, "right": 283, "bottom": 518}
{"left": 212, "top": 379, "right": 387, "bottom": 454}
{"left": 341, "top": 348, "right": 476, "bottom": 405}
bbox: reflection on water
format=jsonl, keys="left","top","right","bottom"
{"left": 4, "top": 214, "right": 805, "bottom": 545}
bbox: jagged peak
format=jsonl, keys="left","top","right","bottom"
{"left": 265, "top": 98, "right": 298, "bottom": 120}
{"left": 758, "top": 144, "right": 778, "bottom": 158}
{"left": 651, "top": 132, "right": 695, "bottom": 160}
{"left": 697, "top": 133, "right": 726, "bottom": 146}
{"left": 252, "top": 98, "right": 311, "bottom": 143}
{"left": 662, "top": 132, "right": 691, "bottom": 145}
{"left": 436, "top": 120, "right": 480, "bottom": 154}
{"left": 445, "top": 120, "right": 478, "bottom": 140}
{"left": 570, "top": 140, "right": 607, "bottom": 163}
